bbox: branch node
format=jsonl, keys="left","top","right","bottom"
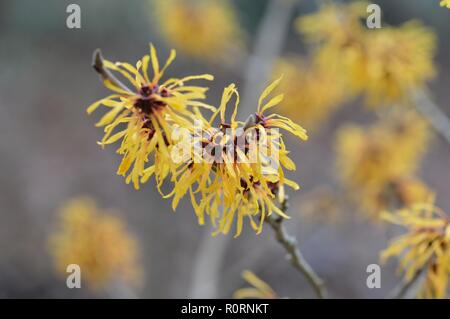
{"left": 91, "top": 48, "right": 132, "bottom": 93}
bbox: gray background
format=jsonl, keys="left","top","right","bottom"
{"left": 0, "top": 0, "right": 448, "bottom": 298}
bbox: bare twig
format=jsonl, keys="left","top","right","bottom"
{"left": 92, "top": 49, "right": 133, "bottom": 93}
{"left": 266, "top": 200, "right": 327, "bottom": 299}
{"left": 412, "top": 89, "right": 450, "bottom": 145}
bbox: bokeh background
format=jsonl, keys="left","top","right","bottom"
{"left": 0, "top": 0, "right": 449, "bottom": 298}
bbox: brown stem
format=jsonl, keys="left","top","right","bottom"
{"left": 92, "top": 49, "right": 133, "bottom": 93}
{"left": 266, "top": 199, "right": 327, "bottom": 299}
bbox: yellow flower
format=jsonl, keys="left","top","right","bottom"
{"left": 253, "top": 76, "right": 309, "bottom": 142}
{"left": 361, "top": 22, "right": 436, "bottom": 107}
{"left": 296, "top": 1, "right": 368, "bottom": 99}
{"left": 87, "top": 44, "right": 214, "bottom": 190}
{"left": 335, "top": 112, "right": 431, "bottom": 217}
{"left": 296, "top": 1, "right": 368, "bottom": 48}
{"left": 152, "top": 0, "right": 243, "bottom": 62}
{"left": 381, "top": 198, "right": 450, "bottom": 298}
{"left": 273, "top": 56, "right": 348, "bottom": 129}
{"left": 233, "top": 271, "right": 277, "bottom": 299}
{"left": 441, "top": 0, "right": 450, "bottom": 8}
{"left": 168, "top": 78, "right": 307, "bottom": 237}
{"left": 49, "top": 197, "right": 141, "bottom": 291}
{"left": 296, "top": 2, "right": 437, "bottom": 108}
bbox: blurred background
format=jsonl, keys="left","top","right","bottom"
{"left": 0, "top": 0, "right": 449, "bottom": 298}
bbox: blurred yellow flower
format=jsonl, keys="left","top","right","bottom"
{"left": 441, "top": 0, "right": 450, "bottom": 8}
{"left": 233, "top": 270, "right": 277, "bottom": 299}
{"left": 297, "top": 1, "right": 367, "bottom": 47}
{"left": 296, "top": 2, "right": 437, "bottom": 108}
{"left": 87, "top": 44, "right": 213, "bottom": 190}
{"left": 381, "top": 198, "right": 450, "bottom": 298}
{"left": 361, "top": 22, "right": 436, "bottom": 107}
{"left": 273, "top": 56, "right": 348, "bottom": 129}
{"left": 49, "top": 197, "right": 141, "bottom": 291}
{"left": 152, "top": 0, "right": 243, "bottom": 62}
{"left": 336, "top": 112, "right": 431, "bottom": 217}
{"left": 296, "top": 1, "right": 368, "bottom": 98}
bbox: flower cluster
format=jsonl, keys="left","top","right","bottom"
{"left": 169, "top": 78, "right": 307, "bottom": 236}
{"left": 88, "top": 46, "right": 307, "bottom": 237}
{"left": 88, "top": 45, "right": 214, "bottom": 190}
{"left": 297, "top": 1, "right": 436, "bottom": 108}
{"left": 49, "top": 197, "right": 141, "bottom": 291}
{"left": 335, "top": 112, "right": 431, "bottom": 217}
{"left": 381, "top": 198, "right": 450, "bottom": 298}
{"left": 151, "top": 0, "right": 242, "bottom": 62}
